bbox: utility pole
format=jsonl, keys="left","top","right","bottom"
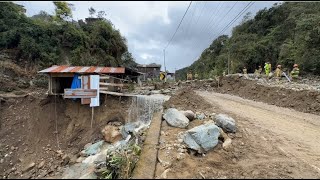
{"left": 228, "top": 47, "right": 230, "bottom": 75}
{"left": 163, "top": 49, "right": 167, "bottom": 82}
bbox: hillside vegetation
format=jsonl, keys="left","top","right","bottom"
{"left": 176, "top": 2, "right": 320, "bottom": 80}
{"left": 0, "top": 2, "right": 137, "bottom": 72}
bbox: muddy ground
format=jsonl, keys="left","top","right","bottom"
{"left": 179, "top": 76, "right": 320, "bottom": 116}
{"left": 155, "top": 88, "right": 320, "bottom": 179}
{"left": 0, "top": 90, "right": 131, "bottom": 179}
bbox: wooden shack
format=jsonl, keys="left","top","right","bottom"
{"left": 38, "top": 65, "right": 141, "bottom": 106}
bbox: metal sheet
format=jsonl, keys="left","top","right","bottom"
{"left": 38, "top": 65, "right": 59, "bottom": 73}
{"left": 39, "top": 65, "right": 125, "bottom": 74}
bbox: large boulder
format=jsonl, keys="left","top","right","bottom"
{"left": 163, "top": 108, "right": 189, "bottom": 128}
{"left": 120, "top": 122, "right": 137, "bottom": 139}
{"left": 183, "top": 123, "right": 220, "bottom": 153}
{"left": 180, "top": 110, "right": 196, "bottom": 121}
{"left": 101, "top": 125, "right": 123, "bottom": 143}
{"left": 214, "top": 114, "right": 236, "bottom": 133}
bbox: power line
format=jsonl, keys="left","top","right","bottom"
{"left": 179, "top": 2, "right": 195, "bottom": 45}
{"left": 164, "top": 1, "right": 192, "bottom": 50}
{"left": 190, "top": 2, "right": 255, "bottom": 64}
{"left": 184, "top": 2, "right": 198, "bottom": 39}
{"left": 192, "top": 1, "right": 207, "bottom": 29}
{"left": 200, "top": 2, "right": 225, "bottom": 38}
{"left": 204, "top": 1, "right": 238, "bottom": 38}
{"left": 189, "top": 2, "right": 224, "bottom": 50}
{"left": 213, "top": 2, "right": 254, "bottom": 39}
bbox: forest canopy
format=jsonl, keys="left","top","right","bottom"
{"left": 176, "top": 2, "right": 320, "bottom": 80}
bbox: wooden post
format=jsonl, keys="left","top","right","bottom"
{"left": 91, "top": 107, "right": 94, "bottom": 128}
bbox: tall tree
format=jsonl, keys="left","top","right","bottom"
{"left": 53, "top": 1, "right": 72, "bottom": 21}
{"left": 88, "top": 7, "right": 96, "bottom": 17}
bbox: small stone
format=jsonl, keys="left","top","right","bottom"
{"left": 76, "top": 157, "right": 85, "bottom": 163}
{"left": 177, "top": 148, "right": 185, "bottom": 153}
{"left": 22, "top": 162, "right": 35, "bottom": 173}
{"left": 38, "top": 161, "right": 45, "bottom": 169}
{"left": 177, "top": 153, "right": 185, "bottom": 160}
{"left": 232, "top": 158, "right": 237, "bottom": 163}
{"left": 0, "top": 159, "right": 4, "bottom": 164}
{"left": 10, "top": 146, "right": 15, "bottom": 151}
{"left": 62, "top": 155, "right": 70, "bottom": 165}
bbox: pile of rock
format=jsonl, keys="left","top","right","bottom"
{"left": 162, "top": 108, "right": 237, "bottom": 153}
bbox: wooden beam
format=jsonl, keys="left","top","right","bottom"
{"left": 99, "top": 90, "right": 135, "bottom": 97}
{"left": 64, "top": 89, "right": 97, "bottom": 98}
{"left": 99, "top": 82, "right": 124, "bottom": 87}
{"left": 99, "top": 76, "right": 110, "bottom": 80}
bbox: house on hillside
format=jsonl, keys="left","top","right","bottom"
{"left": 38, "top": 65, "right": 141, "bottom": 106}
{"left": 137, "top": 63, "right": 161, "bottom": 81}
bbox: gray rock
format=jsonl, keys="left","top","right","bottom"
{"left": 62, "top": 163, "right": 97, "bottom": 179}
{"left": 83, "top": 140, "right": 104, "bottom": 156}
{"left": 215, "top": 114, "right": 237, "bottom": 133}
{"left": 62, "top": 154, "right": 70, "bottom": 165}
{"left": 180, "top": 110, "right": 196, "bottom": 121}
{"left": 120, "top": 122, "right": 137, "bottom": 138}
{"left": 163, "top": 108, "right": 189, "bottom": 128}
{"left": 183, "top": 123, "right": 220, "bottom": 153}
{"left": 196, "top": 113, "right": 206, "bottom": 120}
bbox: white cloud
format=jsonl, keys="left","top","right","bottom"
{"left": 140, "top": 53, "right": 154, "bottom": 60}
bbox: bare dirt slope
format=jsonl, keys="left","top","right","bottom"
{"left": 197, "top": 91, "right": 320, "bottom": 176}
{"left": 0, "top": 91, "right": 131, "bottom": 179}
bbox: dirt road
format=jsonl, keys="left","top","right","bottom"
{"left": 197, "top": 90, "right": 320, "bottom": 176}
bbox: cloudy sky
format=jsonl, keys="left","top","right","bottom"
{"left": 16, "top": 1, "right": 279, "bottom": 72}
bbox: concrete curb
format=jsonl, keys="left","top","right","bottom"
{"left": 132, "top": 111, "right": 162, "bottom": 179}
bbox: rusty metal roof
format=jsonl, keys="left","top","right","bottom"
{"left": 38, "top": 65, "right": 125, "bottom": 74}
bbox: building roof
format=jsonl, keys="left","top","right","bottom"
{"left": 38, "top": 65, "right": 125, "bottom": 74}
{"left": 137, "top": 63, "right": 161, "bottom": 68}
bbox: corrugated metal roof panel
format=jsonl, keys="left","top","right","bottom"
{"left": 38, "top": 66, "right": 125, "bottom": 74}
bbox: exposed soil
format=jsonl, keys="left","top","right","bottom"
{"left": 0, "top": 90, "right": 131, "bottom": 179}
{"left": 163, "top": 87, "right": 213, "bottom": 112}
{"left": 155, "top": 88, "right": 320, "bottom": 179}
{"left": 179, "top": 76, "right": 320, "bottom": 116}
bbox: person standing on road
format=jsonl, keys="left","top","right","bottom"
{"left": 258, "top": 65, "right": 262, "bottom": 74}
{"left": 290, "top": 64, "right": 300, "bottom": 81}
{"left": 264, "top": 62, "right": 270, "bottom": 77}
{"left": 274, "top": 65, "right": 282, "bottom": 82}
{"left": 243, "top": 67, "right": 248, "bottom": 79}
